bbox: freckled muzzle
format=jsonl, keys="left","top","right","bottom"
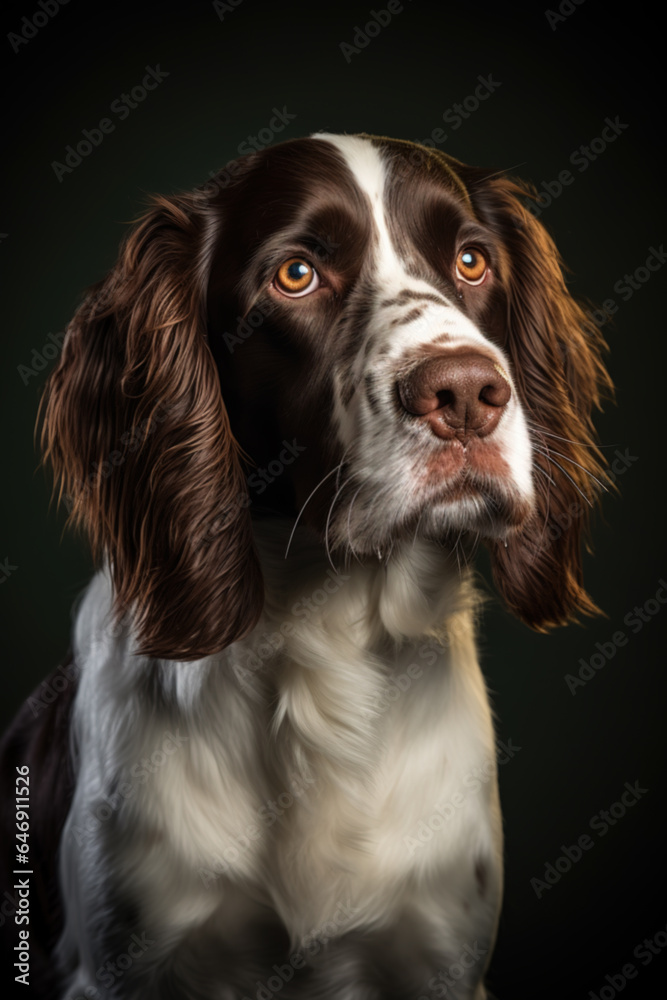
{"left": 397, "top": 352, "right": 512, "bottom": 443}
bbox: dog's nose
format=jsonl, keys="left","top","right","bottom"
{"left": 397, "top": 353, "right": 511, "bottom": 442}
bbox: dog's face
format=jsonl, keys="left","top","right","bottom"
{"left": 41, "top": 133, "right": 612, "bottom": 659}
{"left": 209, "top": 134, "right": 533, "bottom": 554}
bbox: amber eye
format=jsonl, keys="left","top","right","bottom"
{"left": 456, "top": 247, "right": 488, "bottom": 285}
{"left": 274, "top": 258, "right": 320, "bottom": 297}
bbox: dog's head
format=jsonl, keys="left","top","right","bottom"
{"left": 41, "top": 133, "right": 612, "bottom": 659}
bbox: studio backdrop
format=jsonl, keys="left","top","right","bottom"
{"left": 1, "top": 2, "right": 664, "bottom": 998}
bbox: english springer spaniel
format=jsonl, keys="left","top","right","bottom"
{"left": 1, "top": 133, "right": 612, "bottom": 999}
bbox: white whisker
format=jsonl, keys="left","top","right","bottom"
{"left": 285, "top": 462, "right": 344, "bottom": 559}
{"left": 537, "top": 446, "right": 609, "bottom": 493}
{"left": 529, "top": 422, "right": 616, "bottom": 450}
{"left": 324, "top": 476, "right": 351, "bottom": 572}
{"left": 345, "top": 483, "right": 364, "bottom": 565}
{"left": 537, "top": 451, "right": 594, "bottom": 507}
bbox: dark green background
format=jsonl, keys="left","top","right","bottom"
{"left": 1, "top": 1, "right": 665, "bottom": 997}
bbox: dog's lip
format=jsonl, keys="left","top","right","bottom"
{"left": 425, "top": 474, "right": 493, "bottom": 506}
{"left": 421, "top": 468, "right": 533, "bottom": 528}
{"left": 418, "top": 446, "right": 531, "bottom": 523}
{"left": 423, "top": 436, "right": 511, "bottom": 483}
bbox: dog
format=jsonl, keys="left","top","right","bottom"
{"left": 1, "top": 133, "right": 612, "bottom": 998}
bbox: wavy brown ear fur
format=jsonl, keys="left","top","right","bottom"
{"left": 40, "top": 192, "right": 263, "bottom": 659}
{"left": 465, "top": 171, "right": 614, "bottom": 630}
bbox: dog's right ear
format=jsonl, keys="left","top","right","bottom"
{"left": 463, "top": 171, "right": 613, "bottom": 632}
{"left": 40, "top": 191, "right": 263, "bottom": 661}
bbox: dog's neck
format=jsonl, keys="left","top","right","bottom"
{"left": 251, "top": 516, "right": 475, "bottom": 647}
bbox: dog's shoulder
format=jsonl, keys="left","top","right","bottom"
{"left": 0, "top": 652, "right": 79, "bottom": 995}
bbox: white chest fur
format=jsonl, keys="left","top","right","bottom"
{"left": 68, "top": 528, "right": 502, "bottom": 950}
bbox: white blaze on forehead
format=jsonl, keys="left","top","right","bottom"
{"left": 313, "top": 133, "right": 412, "bottom": 445}
{"left": 311, "top": 135, "right": 500, "bottom": 367}
{"left": 312, "top": 133, "right": 463, "bottom": 349}
{"left": 311, "top": 134, "right": 455, "bottom": 311}
{"left": 312, "top": 133, "right": 410, "bottom": 285}
{"left": 311, "top": 133, "right": 452, "bottom": 359}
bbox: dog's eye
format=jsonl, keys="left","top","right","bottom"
{"left": 456, "top": 247, "right": 488, "bottom": 285}
{"left": 274, "top": 258, "right": 320, "bottom": 297}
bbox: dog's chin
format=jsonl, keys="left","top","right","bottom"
{"left": 424, "top": 478, "right": 533, "bottom": 536}
{"left": 326, "top": 479, "right": 534, "bottom": 559}
{"left": 418, "top": 493, "right": 532, "bottom": 543}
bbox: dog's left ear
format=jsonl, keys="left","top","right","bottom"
{"left": 40, "top": 190, "right": 264, "bottom": 660}
{"left": 465, "top": 172, "right": 614, "bottom": 630}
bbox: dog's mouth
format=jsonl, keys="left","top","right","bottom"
{"left": 420, "top": 434, "right": 515, "bottom": 486}
{"left": 425, "top": 476, "right": 531, "bottom": 532}
{"left": 315, "top": 454, "right": 533, "bottom": 558}
{"left": 403, "top": 423, "right": 536, "bottom": 539}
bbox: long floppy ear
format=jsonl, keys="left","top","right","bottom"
{"left": 466, "top": 172, "right": 614, "bottom": 630}
{"left": 40, "top": 192, "right": 263, "bottom": 659}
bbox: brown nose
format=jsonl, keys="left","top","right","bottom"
{"left": 398, "top": 353, "right": 511, "bottom": 442}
